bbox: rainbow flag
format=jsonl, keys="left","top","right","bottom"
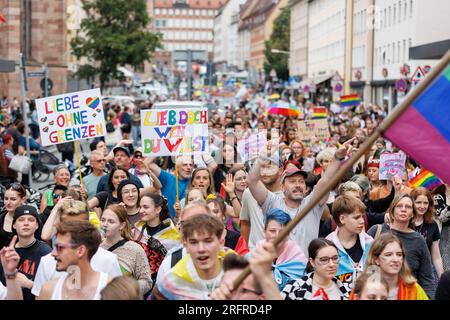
{"left": 268, "top": 101, "right": 301, "bottom": 117}
{"left": 340, "top": 94, "right": 361, "bottom": 107}
{"left": 408, "top": 168, "right": 443, "bottom": 190}
{"left": 312, "top": 107, "right": 327, "bottom": 119}
{"left": 384, "top": 58, "right": 450, "bottom": 184}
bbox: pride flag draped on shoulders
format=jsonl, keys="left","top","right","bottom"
{"left": 384, "top": 54, "right": 450, "bottom": 184}
{"left": 152, "top": 248, "right": 236, "bottom": 300}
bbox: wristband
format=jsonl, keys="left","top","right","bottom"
{"left": 334, "top": 152, "right": 345, "bottom": 161}
{"left": 5, "top": 269, "right": 18, "bottom": 280}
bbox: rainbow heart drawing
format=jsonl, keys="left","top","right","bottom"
{"left": 96, "top": 108, "right": 101, "bottom": 113}
{"left": 40, "top": 116, "right": 47, "bottom": 122}
{"left": 86, "top": 97, "right": 100, "bottom": 110}
{"left": 49, "top": 120, "right": 54, "bottom": 125}
{"left": 92, "top": 113, "right": 97, "bottom": 117}
{"left": 43, "top": 126, "right": 49, "bottom": 132}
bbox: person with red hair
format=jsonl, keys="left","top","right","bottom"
{"left": 0, "top": 134, "right": 17, "bottom": 183}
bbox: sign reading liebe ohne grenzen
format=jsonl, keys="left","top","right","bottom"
{"left": 141, "top": 108, "right": 209, "bottom": 156}
{"left": 36, "top": 88, "right": 106, "bottom": 146}
{"left": 379, "top": 152, "right": 407, "bottom": 180}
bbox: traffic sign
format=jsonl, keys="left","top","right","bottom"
{"left": 410, "top": 66, "right": 425, "bottom": 87}
{"left": 395, "top": 78, "right": 407, "bottom": 92}
{"left": 334, "top": 83, "right": 343, "bottom": 92}
{"left": 423, "top": 65, "right": 431, "bottom": 74}
{"left": 27, "top": 71, "right": 45, "bottom": 77}
{"left": 40, "top": 78, "right": 53, "bottom": 92}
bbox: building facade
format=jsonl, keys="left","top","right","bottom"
{"left": 213, "top": 0, "right": 244, "bottom": 70}
{"left": 372, "top": 0, "right": 439, "bottom": 111}
{"left": 0, "top": 0, "right": 67, "bottom": 99}
{"left": 236, "top": 0, "right": 257, "bottom": 73}
{"left": 289, "top": 0, "right": 309, "bottom": 80}
{"left": 153, "top": 0, "right": 226, "bottom": 68}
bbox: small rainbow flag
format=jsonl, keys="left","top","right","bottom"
{"left": 312, "top": 107, "right": 327, "bottom": 119}
{"left": 340, "top": 94, "right": 361, "bottom": 107}
{"left": 408, "top": 168, "right": 443, "bottom": 190}
{"left": 268, "top": 101, "right": 301, "bottom": 117}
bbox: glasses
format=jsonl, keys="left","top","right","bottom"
{"left": 94, "top": 159, "right": 106, "bottom": 163}
{"left": 134, "top": 153, "right": 143, "bottom": 159}
{"left": 6, "top": 183, "right": 26, "bottom": 193}
{"left": 316, "top": 255, "right": 339, "bottom": 265}
{"left": 395, "top": 204, "right": 413, "bottom": 210}
{"left": 53, "top": 193, "right": 62, "bottom": 200}
{"left": 54, "top": 242, "right": 79, "bottom": 253}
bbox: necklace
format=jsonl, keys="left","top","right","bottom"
{"left": 16, "top": 239, "right": 37, "bottom": 249}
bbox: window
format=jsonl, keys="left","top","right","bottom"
{"left": 388, "top": 6, "right": 391, "bottom": 26}
{"left": 383, "top": 8, "right": 387, "bottom": 28}
{"left": 397, "top": 42, "right": 401, "bottom": 62}
{"left": 398, "top": 2, "right": 401, "bottom": 21}
{"left": 403, "top": 39, "right": 406, "bottom": 60}
{"left": 393, "top": 4, "right": 396, "bottom": 24}
{"left": 393, "top": 43, "right": 396, "bottom": 63}
{"left": 404, "top": 1, "right": 407, "bottom": 19}
{"left": 410, "top": 0, "right": 413, "bottom": 18}
{"left": 387, "top": 44, "right": 391, "bottom": 64}
{"left": 21, "top": 0, "right": 32, "bottom": 59}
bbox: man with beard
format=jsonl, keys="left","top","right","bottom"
{"left": 240, "top": 157, "right": 283, "bottom": 250}
{"left": 37, "top": 220, "right": 111, "bottom": 300}
{"left": 247, "top": 143, "right": 350, "bottom": 254}
{"left": 0, "top": 205, "right": 51, "bottom": 300}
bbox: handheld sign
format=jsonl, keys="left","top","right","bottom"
{"left": 141, "top": 107, "right": 209, "bottom": 156}
{"left": 379, "top": 152, "right": 407, "bottom": 180}
{"left": 36, "top": 88, "right": 106, "bottom": 146}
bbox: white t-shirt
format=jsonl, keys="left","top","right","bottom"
{"left": 240, "top": 189, "right": 284, "bottom": 250}
{"left": 0, "top": 282, "right": 6, "bottom": 300}
{"left": 261, "top": 191, "right": 324, "bottom": 255}
{"left": 31, "top": 247, "right": 122, "bottom": 297}
{"left": 312, "top": 282, "right": 343, "bottom": 300}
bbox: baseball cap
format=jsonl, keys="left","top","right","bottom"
{"left": 113, "top": 146, "right": 131, "bottom": 157}
{"left": 281, "top": 167, "right": 308, "bottom": 183}
{"left": 12, "top": 205, "right": 42, "bottom": 235}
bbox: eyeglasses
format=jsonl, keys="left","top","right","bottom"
{"left": 316, "top": 255, "right": 339, "bottom": 265}
{"left": 395, "top": 204, "right": 413, "bottom": 210}
{"left": 94, "top": 159, "right": 106, "bottom": 163}
{"left": 54, "top": 242, "right": 79, "bottom": 253}
{"left": 53, "top": 193, "right": 61, "bottom": 200}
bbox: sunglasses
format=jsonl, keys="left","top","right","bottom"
{"left": 134, "top": 153, "right": 143, "bottom": 159}
{"left": 53, "top": 193, "right": 62, "bottom": 200}
{"left": 54, "top": 242, "right": 79, "bottom": 253}
{"left": 94, "top": 159, "right": 106, "bottom": 163}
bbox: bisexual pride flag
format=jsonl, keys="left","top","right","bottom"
{"left": 384, "top": 55, "right": 450, "bottom": 184}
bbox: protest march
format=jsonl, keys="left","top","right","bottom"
{"left": 0, "top": 0, "right": 449, "bottom": 305}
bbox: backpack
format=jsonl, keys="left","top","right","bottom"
{"left": 170, "top": 247, "right": 183, "bottom": 268}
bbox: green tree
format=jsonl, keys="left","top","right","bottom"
{"left": 71, "top": 0, "right": 162, "bottom": 89}
{"left": 264, "top": 7, "right": 290, "bottom": 81}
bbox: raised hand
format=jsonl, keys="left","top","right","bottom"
{"left": 0, "top": 236, "right": 20, "bottom": 274}
{"left": 221, "top": 173, "right": 235, "bottom": 196}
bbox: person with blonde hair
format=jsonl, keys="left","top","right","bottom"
{"left": 100, "top": 204, "right": 152, "bottom": 296}
{"left": 367, "top": 194, "right": 435, "bottom": 298}
{"left": 100, "top": 276, "right": 142, "bottom": 300}
{"left": 363, "top": 233, "right": 428, "bottom": 300}
{"left": 350, "top": 266, "right": 389, "bottom": 300}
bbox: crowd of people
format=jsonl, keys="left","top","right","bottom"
{"left": 0, "top": 93, "right": 449, "bottom": 301}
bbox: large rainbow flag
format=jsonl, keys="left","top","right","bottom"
{"left": 408, "top": 168, "right": 443, "bottom": 190}
{"left": 340, "top": 94, "right": 361, "bottom": 107}
{"left": 384, "top": 57, "right": 450, "bottom": 184}
{"left": 268, "top": 101, "right": 301, "bottom": 117}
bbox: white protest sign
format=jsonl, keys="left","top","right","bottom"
{"left": 141, "top": 108, "right": 209, "bottom": 156}
{"left": 36, "top": 88, "right": 106, "bottom": 146}
{"left": 237, "top": 131, "right": 267, "bottom": 162}
{"left": 379, "top": 152, "right": 407, "bottom": 180}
